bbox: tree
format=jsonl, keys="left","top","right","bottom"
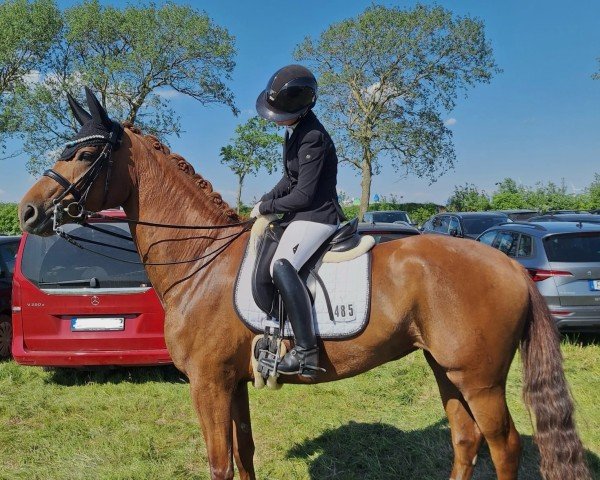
{"left": 295, "top": 4, "right": 499, "bottom": 220}
{"left": 585, "top": 174, "right": 600, "bottom": 209}
{"left": 13, "top": 0, "right": 237, "bottom": 174}
{"left": 447, "top": 183, "right": 491, "bottom": 211}
{"left": 490, "top": 177, "right": 527, "bottom": 209}
{"left": 0, "top": 203, "right": 20, "bottom": 235}
{"left": 220, "top": 116, "right": 282, "bottom": 213}
{"left": 0, "top": 0, "right": 62, "bottom": 152}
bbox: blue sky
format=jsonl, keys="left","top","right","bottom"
{"left": 1, "top": 0, "right": 599, "bottom": 206}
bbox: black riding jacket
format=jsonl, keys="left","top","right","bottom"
{"left": 258, "top": 111, "right": 344, "bottom": 225}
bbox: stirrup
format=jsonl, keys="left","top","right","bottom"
{"left": 277, "top": 346, "right": 326, "bottom": 379}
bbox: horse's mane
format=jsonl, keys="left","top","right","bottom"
{"left": 122, "top": 122, "right": 240, "bottom": 222}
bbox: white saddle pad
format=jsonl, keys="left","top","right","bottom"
{"left": 233, "top": 238, "right": 371, "bottom": 339}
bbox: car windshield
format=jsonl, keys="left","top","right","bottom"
{"left": 462, "top": 217, "right": 507, "bottom": 235}
{"left": 21, "top": 222, "right": 150, "bottom": 289}
{"left": 543, "top": 233, "right": 600, "bottom": 263}
{"left": 368, "top": 212, "right": 410, "bottom": 223}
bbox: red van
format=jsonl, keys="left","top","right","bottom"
{"left": 11, "top": 210, "right": 171, "bottom": 367}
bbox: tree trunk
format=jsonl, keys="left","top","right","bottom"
{"left": 236, "top": 174, "right": 244, "bottom": 214}
{"left": 359, "top": 150, "right": 372, "bottom": 221}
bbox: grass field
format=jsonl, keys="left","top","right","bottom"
{"left": 0, "top": 337, "right": 598, "bottom": 480}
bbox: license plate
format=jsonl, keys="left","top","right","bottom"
{"left": 589, "top": 280, "right": 600, "bottom": 291}
{"left": 71, "top": 317, "right": 125, "bottom": 332}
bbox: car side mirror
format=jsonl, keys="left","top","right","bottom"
{"left": 449, "top": 228, "right": 459, "bottom": 237}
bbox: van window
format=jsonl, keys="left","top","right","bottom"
{"left": 21, "top": 222, "right": 150, "bottom": 289}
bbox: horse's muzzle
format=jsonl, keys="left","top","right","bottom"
{"left": 20, "top": 202, "right": 53, "bottom": 236}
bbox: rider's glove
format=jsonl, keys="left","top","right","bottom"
{"left": 250, "top": 202, "right": 262, "bottom": 219}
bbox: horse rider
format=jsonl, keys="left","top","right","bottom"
{"left": 251, "top": 64, "right": 345, "bottom": 378}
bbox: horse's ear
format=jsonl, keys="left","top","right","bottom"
{"left": 84, "top": 86, "right": 111, "bottom": 127}
{"left": 67, "top": 93, "right": 92, "bottom": 126}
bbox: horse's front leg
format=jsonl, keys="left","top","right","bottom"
{"left": 190, "top": 372, "right": 236, "bottom": 480}
{"left": 231, "top": 382, "right": 256, "bottom": 480}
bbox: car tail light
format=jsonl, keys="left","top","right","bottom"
{"left": 527, "top": 269, "right": 573, "bottom": 282}
{"left": 549, "top": 309, "right": 573, "bottom": 317}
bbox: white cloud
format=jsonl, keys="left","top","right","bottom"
{"left": 155, "top": 87, "right": 183, "bottom": 99}
{"left": 363, "top": 82, "right": 401, "bottom": 104}
{"left": 23, "top": 70, "right": 41, "bottom": 85}
{"left": 444, "top": 118, "right": 457, "bottom": 126}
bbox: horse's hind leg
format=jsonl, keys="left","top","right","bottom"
{"left": 425, "top": 352, "right": 483, "bottom": 480}
{"left": 231, "top": 382, "right": 256, "bottom": 480}
{"left": 454, "top": 377, "right": 522, "bottom": 480}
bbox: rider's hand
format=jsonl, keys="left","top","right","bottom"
{"left": 250, "top": 202, "right": 262, "bottom": 219}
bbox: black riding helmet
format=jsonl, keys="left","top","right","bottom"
{"left": 256, "top": 64, "right": 317, "bottom": 122}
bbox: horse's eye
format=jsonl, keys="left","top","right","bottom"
{"left": 80, "top": 152, "right": 93, "bottom": 161}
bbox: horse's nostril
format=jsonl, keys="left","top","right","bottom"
{"left": 22, "top": 203, "right": 38, "bottom": 225}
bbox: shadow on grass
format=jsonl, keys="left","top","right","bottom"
{"left": 287, "top": 420, "right": 599, "bottom": 480}
{"left": 46, "top": 364, "right": 188, "bottom": 386}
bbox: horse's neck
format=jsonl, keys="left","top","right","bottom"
{"left": 121, "top": 133, "right": 241, "bottom": 301}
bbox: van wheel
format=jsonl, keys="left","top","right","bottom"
{"left": 0, "top": 315, "right": 12, "bottom": 358}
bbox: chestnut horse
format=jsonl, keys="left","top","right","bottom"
{"left": 19, "top": 95, "right": 589, "bottom": 480}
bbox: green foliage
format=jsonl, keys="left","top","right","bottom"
{"left": 490, "top": 177, "right": 587, "bottom": 212}
{"left": 447, "top": 183, "right": 491, "bottom": 212}
{"left": 0, "top": 202, "right": 20, "bottom": 234}
{"left": 584, "top": 174, "right": 600, "bottom": 209}
{"left": 0, "top": 0, "right": 62, "bottom": 152}
{"left": 0, "top": 0, "right": 61, "bottom": 94}
{"left": 295, "top": 4, "right": 499, "bottom": 219}
{"left": 11, "top": 0, "right": 236, "bottom": 174}
{"left": 220, "top": 116, "right": 282, "bottom": 212}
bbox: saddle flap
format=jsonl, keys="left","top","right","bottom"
{"left": 251, "top": 221, "right": 284, "bottom": 316}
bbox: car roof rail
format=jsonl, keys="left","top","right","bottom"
{"left": 497, "top": 221, "right": 547, "bottom": 231}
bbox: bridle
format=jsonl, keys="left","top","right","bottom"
{"left": 43, "top": 123, "right": 123, "bottom": 227}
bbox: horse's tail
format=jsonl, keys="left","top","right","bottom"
{"left": 520, "top": 279, "right": 590, "bottom": 480}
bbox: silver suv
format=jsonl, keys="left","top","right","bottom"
{"left": 477, "top": 221, "right": 600, "bottom": 332}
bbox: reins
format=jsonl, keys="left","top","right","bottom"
{"left": 56, "top": 220, "right": 252, "bottom": 267}
{"left": 52, "top": 204, "right": 255, "bottom": 267}
{"left": 87, "top": 210, "right": 253, "bottom": 229}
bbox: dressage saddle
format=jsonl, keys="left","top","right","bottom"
{"left": 251, "top": 218, "right": 361, "bottom": 317}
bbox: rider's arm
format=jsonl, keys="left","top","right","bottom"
{"left": 259, "top": 131, "right": 324, "bottom": 214}
{"left": 260, "top": 175, "right": 291, "bottom": 202}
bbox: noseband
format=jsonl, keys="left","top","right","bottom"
{"left": 43, "top": 124, "right": 123, "bottom": 221}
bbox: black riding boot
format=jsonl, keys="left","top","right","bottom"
{"left": 272, "top": 259, "right": 321, "bottom": 379}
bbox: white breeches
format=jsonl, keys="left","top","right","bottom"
{"left": 270, "top": 220, "right": 338, "bottom": 277}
